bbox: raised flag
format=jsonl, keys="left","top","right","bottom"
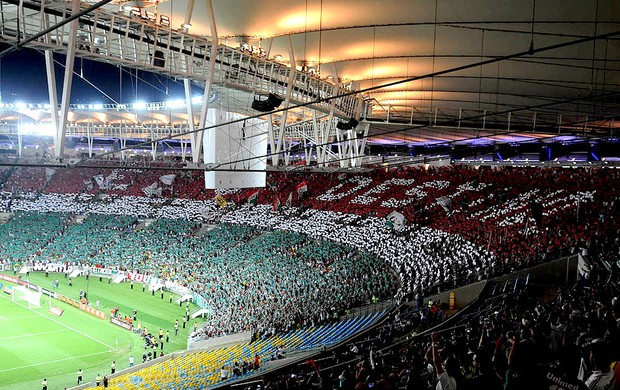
{"left": 248, "top": 191, "right": 259, "bottom": 205}
{"left": 214, "top": 195, "right": 228, "bottom": 208}
{"left": 159, "top": 174, "right": 176, "bottom": 186}
{"left": 286, "top": 192, "right": 293, "bottom": 207}
{"left": 436, "top": 196, "right": 452, "bottom": 214}
{"left": 273, "top": 196, "right": 282, "bottom": 212}
{"left": 45, "top": 168, "right": 56, "bottom": 182}
{"left": 296, "top": 181, "right": 308, "bottom": 196}
{"left": 83, "top": 179, "right": 94, "bottom": 190}
{"left": 386, "top": 211, "right": 406, "bottom": 232}
{"left": 142, "top": 182, "right": 160, "bottom": 197}
{"left": 93, "top": 174, "right": 105, "bottom": 189}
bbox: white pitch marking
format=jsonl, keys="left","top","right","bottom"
{"left": 0, "top": 294, "right": 115, "bottom": 349}
{"left": 0, "top": 328, "right": 70, "bottom": 341}
{"left": 0, "top": 314, "right": 40, "bottom": 320}
{"left": 0, "top": 350, "right": 112, "bottom": 373}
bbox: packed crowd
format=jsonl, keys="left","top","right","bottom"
{"left": 0, "top": 213, "right": 395, "bottom": 337}
{"left": 0, "top": 165, "right": 617, "bottom": 300}
{"left": 256, "top": 248, "right": 620, "bottom": 390}
{"left": 1, "top": 162, "right": 618, "bottom": 390}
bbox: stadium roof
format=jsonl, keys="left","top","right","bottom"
{"left": 0, "top": 0, "right": 618, "bottom": 156}
{"left": 130, "top": 0, "right": 620, "bottom": 142}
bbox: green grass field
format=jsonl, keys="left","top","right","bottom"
{"left": 0, "top": 271, "right": 206, "bottom": 390}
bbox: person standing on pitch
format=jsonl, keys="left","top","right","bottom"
{"left": 77, "top": 368, "right": 83, "bottom": 384}
{"left": 41, "top": 378, "right": 47, "bottom": 390}
{"left": 129, "top": 355, "right": 134, "bottom": 367}
{"left": 110, "top": 361, "right": 116, "bottom": 374}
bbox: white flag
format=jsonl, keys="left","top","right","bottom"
{"left": 142, "top": 182, "right": 160, "bottom": 197}
{"left": 45, "top": 168, "right": 56, "bottom": 182}
{"left": 386, "top": 211, "right": 406, "bottom": 232}
{"left": 93, "top": 174, "right": 106, "bottom": 189}
{"left": 159, "top": 174, "right": 176, "bottom": 186}
{"left": 436, "top": 196, "right": 452, "bottom": 214}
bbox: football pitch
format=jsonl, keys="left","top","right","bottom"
{"left": 0, "top": 272, "right": 205, "bottom": 390}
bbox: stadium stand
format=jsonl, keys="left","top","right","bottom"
{"left": 1, "top": 164, "right": 618, "bottom": 389}
{"left": 253, "top": 248, "right": 620, "bottom": 390}
{"left": 0, "top": 212, "right": 66, "bottom": 261}
{"left": 87, "top": 311, "right": 385, "bottom": 390}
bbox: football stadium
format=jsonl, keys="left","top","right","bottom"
{"left": 0, "top": 1, "right": 619, "bottom": 389}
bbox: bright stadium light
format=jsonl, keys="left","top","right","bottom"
{"left": 133, "top": 101, "right": 147, "bottom": 111}
{"left": 191, "top": 96, "right": 203, "bottom": 105}
{"left": 18, "top": 123, "right": 55, "bottom": 136}
{"left": 165, "top": 99, "right": 185, "bottom": 109}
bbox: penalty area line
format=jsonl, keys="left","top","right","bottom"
{"left": 0, "top": 328, "right": 70, "bottom": 342}
{"left": 0, "top": 350, "right": 112, "bottom": 373}
{"left": 0, "top": 294, "right": 115, "bottom": 350}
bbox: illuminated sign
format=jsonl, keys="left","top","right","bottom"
{"left": 127, "top": 7, "right": 170, "bottom": 27}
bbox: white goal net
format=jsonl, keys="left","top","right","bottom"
{"left": 13, "top": 285, "right": 42, "bottom": 308}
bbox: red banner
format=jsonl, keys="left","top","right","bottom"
{"left": 0, "top": 274, "right": 18, "bottom": 284}
{"left": 126, "top": 272, "right": 151, "bottom": 283}
{"left": 57, "top": 294, "right": 106, "bottom": 319}
{"left": 110, "top": 316, "right": 133, "bottom": 331}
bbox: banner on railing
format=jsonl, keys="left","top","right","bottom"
{"left": 110, "top": 316, "right": 133, "bottom": 331}
{"left": 126, "top": 272, "right": 152, "bottom": 284}
{"left": 57, "top": 294, "right": 106, "bottom": 319}
{"left": 0, "top": 274, "right": 18, "bottom": 284}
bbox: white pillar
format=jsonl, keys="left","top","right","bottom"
{"left": 196, "top": 0, "right": 219, "bottom": 164}
{"left": 55, "top": 0, "right": 81, "bottom": 159}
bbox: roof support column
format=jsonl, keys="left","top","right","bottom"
{"left": 55, "top": 0, "right": 80, "bottom": 160}
{"left": 335, "top": 127, "right": 346, "bottom": 168}
{"left": 352, "top": 122, "right": 369, "bottom": 167}
{"left": 311, "top": 110, "right": 320, "bottom": 164}
{"left": 87, "top": 120, "right": 93, "bottom": 157}
{"left": 150, "top": 126, "right": 157, "bottom": 160}
{"left": 318, "top": 87, "right": 337, "bottom": 166}
{"left": 118, "top": 125, "right": 126, "bottom": 160}
{"left": 183, "top": 78, "right": 197, "bottom": 159}
{"left": 272, "top": 36, "right": 296, "bottom": 166}
{"left": 182, "top": 0, "right": 195, "bottom": 30}
{"left": 196, "top": 0, "right": 218, "bottom": 164}
{"left": 44, "top": 50, "right": 59, "bottom": 153}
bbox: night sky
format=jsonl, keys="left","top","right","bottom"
{"left": 0, "top": 43, "right": 194, "bottom": 104}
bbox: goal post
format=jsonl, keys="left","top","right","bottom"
{"left": 13, "top": 285, "right": 42, "bottom": 309}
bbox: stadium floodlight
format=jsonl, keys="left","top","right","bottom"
{"left": 165, "top": 99, "right": 185, "bottom": 109}
{"left": 133, "top": 101, "right": 147, "bottom": 111}
{"left": 18, "top": 123, "right": 55, "bottom": 136}
{"left": 13, "top": 285, "right": 42, "bottom": 309}
{"left": 191, "top": 95, "right": 203, "bottom": 105}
